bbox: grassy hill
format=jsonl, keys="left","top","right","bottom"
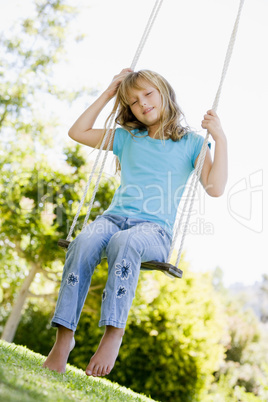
{"left": 0, "top": 340, "right": 156, "bottom": 402}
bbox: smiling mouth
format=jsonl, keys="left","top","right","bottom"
{"left": 143, "top": 107, "right": 154, "bottom": 115}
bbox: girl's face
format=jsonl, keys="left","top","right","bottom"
{"left": 127, "top": 79, "right": 162, "bottom": 131}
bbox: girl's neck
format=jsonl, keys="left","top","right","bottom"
{"left": 147, "top": 124, "right": 168, "bottom": 140}
{"left": 147, "top": 124, "right": 160, "bottom": 138}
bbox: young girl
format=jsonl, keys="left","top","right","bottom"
{"left": 43, "top": 68, "right": 228, "bottom": 377}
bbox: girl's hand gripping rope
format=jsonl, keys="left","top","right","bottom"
{"left": 104, "top": 68, "right": 133, "bottom": 100}
{"left": 201, "top": 109, "right": 225, "bottom": 142}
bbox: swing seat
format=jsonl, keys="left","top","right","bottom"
{"left": 58, "top": 239, "right": 183, "bottom": 279}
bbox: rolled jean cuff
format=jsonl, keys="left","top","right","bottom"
{"left": 51, "top": 316, "right": 77, "bottom": 332}
{"left": 98, "top": 319, "right": 126, "bottom": 329}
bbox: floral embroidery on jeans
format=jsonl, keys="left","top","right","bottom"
{"left": 115, "top": 259, "right": 132, "bottom": 280}
{"left": 66, "top": 272, "right": 79, "bottom": 286}
{"left": 102, "top": 288, "right": 107, "bottom": 302}
{"left": 116, "top": 286, "right": 127, "bottom": 299}
{"left": 158, "top": 228, "right": 165, "bottom": 237}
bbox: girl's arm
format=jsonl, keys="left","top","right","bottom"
{"left": 68, "top": 68, "right": 132, "bottom": 149}
{"left": 195, "top": 110, "right": 228, "bottom": 197}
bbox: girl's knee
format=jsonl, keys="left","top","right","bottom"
{"left": 106, "top": 231, "right": 141, "bottom": 256}
{"left": 73, "top": 225, "right": 106, "bottom": 251}
{"left": 71, "top": 230, "right": 90, "bottom": 250}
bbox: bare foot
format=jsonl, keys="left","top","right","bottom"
{"left": 42, "top": 325, "right": 75, "bottom": 373}
{"left": 85, "top": 326, "right": 124, "bottom": 377}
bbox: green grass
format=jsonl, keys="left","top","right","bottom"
{"left": 0, "top": 340, "right": 157, "bottom": 402}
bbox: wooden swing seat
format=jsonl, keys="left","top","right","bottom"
{"left": 58, "top": 239, "right": 183, "bottom": 279}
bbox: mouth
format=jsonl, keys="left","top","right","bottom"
{"left": 143, "top": 107, "right": 154, "bottom": 115}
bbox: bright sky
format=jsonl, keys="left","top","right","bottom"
{"left": 2, "top": 0, "right": 267, "bottom": 286}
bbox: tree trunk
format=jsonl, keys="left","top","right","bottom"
{"left": 1, "top": 262, "right": 38, "bottom": 343}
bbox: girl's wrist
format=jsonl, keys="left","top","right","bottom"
{"left": 102, "top": 89, "right": 115, "bottom": 103}
{"left": 214, "top": 131, "right": 227, "bottom": 145}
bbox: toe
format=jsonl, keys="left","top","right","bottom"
{"left": 92, "top": 364, "right": 100, "bottom": 377}
{"left": 106, "top": 365, "right": 112, "bottom": 375}
{"left": 86, "top": 362, "right": 94, "bottom": 376}
{"left": 101, "top": 365, "right": 108, "bottom": 376}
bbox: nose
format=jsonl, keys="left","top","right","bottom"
{"left": 139, "top": 97, "right": 147, "bottom": 107}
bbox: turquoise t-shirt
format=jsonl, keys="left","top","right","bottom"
{"left": 103, "top": 128, "right": 210, "bottom": 237}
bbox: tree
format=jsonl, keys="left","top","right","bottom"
{"left": 260, "top": 274, "right": 268, "bottom": 323}
{"left": 0, "top": 0, "right": 82, "bottom": 139}
{"left": 0, "top": 0, "right": 115, "bottom": 342}
{"left": 210, "top": 269, "right": 268, "bottom": 400}
{"left": 0, "top": 134, "right": 117, "bottom": 341}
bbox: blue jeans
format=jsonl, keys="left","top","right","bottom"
{"left": 51, "top": 214, "right": 172, "bottom": 330}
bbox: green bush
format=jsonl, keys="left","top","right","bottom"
{"left": 13, "top": 303, "right": 55, "bottom": 356}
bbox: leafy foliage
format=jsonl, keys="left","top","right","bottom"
{"left": 0, "top": 0, "right": 81, "bottom": 139}
{"left": 0, "top": 0, "right": 109, "bottom": 337}
{"left": 0, "top": 135, "right": 117, "bottom": 330}
{"left": 210, "top": 270, "right": 268, "bottom": 401}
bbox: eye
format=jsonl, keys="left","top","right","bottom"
{"left": 131, "top": 100, "right": 137, "bottom": 106}
{"left": 146, "top": 92, "right": 152, "bottom": 96}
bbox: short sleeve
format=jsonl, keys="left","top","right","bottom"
{"left": 190, "top": 132, "right": 211, "bottom": 168}
{"left": 112, "top": 127, "right": 128, "bottom": 161}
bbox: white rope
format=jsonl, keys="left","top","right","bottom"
{"left": 167, "top": 0, "right": 245, "bottom": 267}
{"left": 82, "top": 119, "right": 117, "bottom": 230}
{"left": 66, "top": 113, "right": 115, "bottom": 241}
{"left": 66, "top": 0, "right": 163, "bottom": 241}
{"left": 131, "top": 0, "right": 164, "bottom": 70}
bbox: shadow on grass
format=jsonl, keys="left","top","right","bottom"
{"left": 0, "top": 364, "right": 47, "bottom": 402}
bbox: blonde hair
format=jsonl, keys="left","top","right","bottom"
{"left": 99, "top": 70, "right": 190, "bottom": 172}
